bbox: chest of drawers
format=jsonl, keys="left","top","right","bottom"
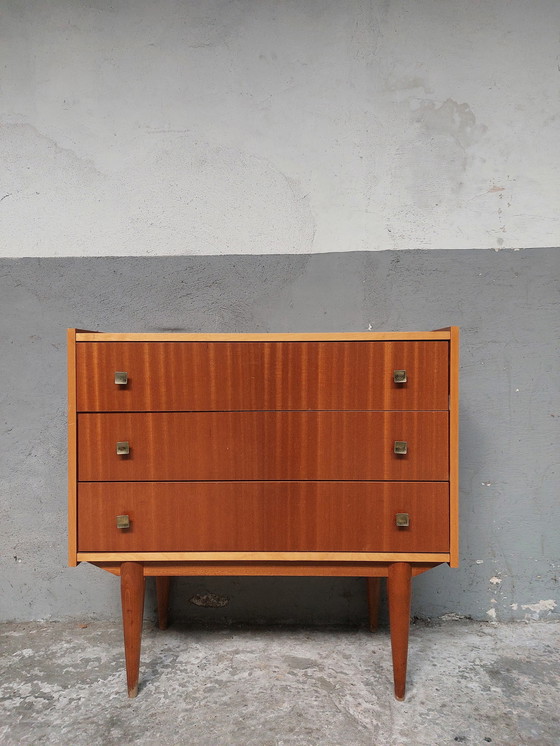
{"left": 68, "top": 328, "right": 459, "bottom": 699}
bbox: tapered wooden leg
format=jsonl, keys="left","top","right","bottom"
{"left": 156, "top": 576, "right": 171, "bottom": 630}
{"left": 121, "top": 562, "right": 145, "bottom": 698}
{"left": 366, "top": 577, "right": 381, "bottom": 631}
{"left": 388, "top": 562, "right": 412, "bottom": 701}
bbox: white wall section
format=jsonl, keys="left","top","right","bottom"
{"left": 1, "top": 0, "right": 559, "bottom": 257}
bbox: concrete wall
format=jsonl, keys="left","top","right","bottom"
{"left": 0, "top": 1, "right": 559, "bottom": 624}
{"left": 1, "top": 0, "right": 560, "bottom": 257}
{"left": 1, "top": 249, "right": 558, "bottom": 624}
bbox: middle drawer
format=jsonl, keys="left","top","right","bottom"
{"left": 78, "top": 411, "right": 449, "bottom": 481}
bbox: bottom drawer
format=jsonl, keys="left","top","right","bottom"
{"left": 78, "top": 482, "right": 449, "bottom": 552}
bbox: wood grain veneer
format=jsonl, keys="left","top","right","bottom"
{"left": 77, "top": 410, "right": 449, "bottom": 481}
{"left": 76, "top": 340, "right": 449, "bottom": 412}
{"left": 77, "top": 481, "right": 450, "bottom": 552}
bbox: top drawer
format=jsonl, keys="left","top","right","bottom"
{"left": 76, "top": 341, "right": 448, "bottom": 412}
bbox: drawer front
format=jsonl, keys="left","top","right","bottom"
{"left": 77, "top": 482, "right": 450, "bottom": 552}
{"left": 76, "top": 341, "right": 449, "bottom": 412}
{"left": 78, "top": 411, "right": 449, "bottom": 481}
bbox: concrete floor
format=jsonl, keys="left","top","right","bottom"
{"left": 0, "top": 620, "right": 558, "bottom": 746}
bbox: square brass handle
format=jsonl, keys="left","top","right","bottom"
{"left": 116, "top": 441, "right": 130, "bottom": 455}
{"left": 115, "top": 371, "right": 128, "bottom": 385}
{"left": 393, "top": 370, "right": 407, "bottom": 383}
{"left": 394, "top": 441, "right": 408, "bottom": 455}
{"left": 396, "top": 513, "right": 410, "bottom": 527}
{"left": 116, "top": 515, "right": 130, "bottom": 529}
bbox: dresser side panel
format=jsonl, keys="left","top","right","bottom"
{"left": 449, "top": 326, "right": 460, "bottom": 567}
{"left": 67, "top": 329, "right": 78, "bottom": 566}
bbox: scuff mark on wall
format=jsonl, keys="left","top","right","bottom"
{"left": 520, "top": 600, "right": 557, "bottom": 620}
{"left": 411, "top": 98, "right": 487, "bottom": 152}
{"left": 440, "top": 612, "right": 470, "bottom": 621}
{"left": 385, "top": 92, "right": 489, "bottom": 223}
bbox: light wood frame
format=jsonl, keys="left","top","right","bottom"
{"left": 67, "top": 328, "right": 78, "bottom": 567}
{"left": 77, "top": 551, "right": 451, "bottom": 563}
{"left": 448, "top": 326, "right": 460, "bottom": 567}
{"left": 75, "top": 331, "right": 451, "bottom": 342}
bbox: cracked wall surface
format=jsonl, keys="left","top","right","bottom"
{"left": 1, "top": 0, "right": 560, "bottom": 256}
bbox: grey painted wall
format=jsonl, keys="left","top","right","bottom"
{"left": 1, "top": 249, "right": 558, "bottom": 624}
{"left": 2, "top": 0, "right": 560, "bottom": 256}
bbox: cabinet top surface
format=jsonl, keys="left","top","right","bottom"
{"left": 74, "top": 330, "right": 455, "bottom": 342}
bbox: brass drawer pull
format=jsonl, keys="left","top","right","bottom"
{"left": 394, "top": 440, "right": 408, "bottom": 455}
{"left": 116, "top": 515, "right": 130, "bottom": 530}
{"left": 393, "top": 370, "right": 407, "bottom": 383}
{"left": 116, "top": 441, "right": 130, "bottom": 455}
{"left": 114, "top": 371, "right": 128, "bottom": 385}
{"left": 395, "top": 513, "right": 410, "bottom": 527}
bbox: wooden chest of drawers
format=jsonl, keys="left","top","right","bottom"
{"left": 68, "top": 328, "right": 459, "bottom": 699}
